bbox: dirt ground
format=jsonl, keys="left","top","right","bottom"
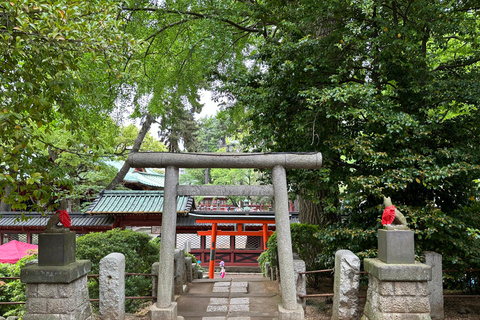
{"left": 304, "top": 296, "right": 480, "bottom": 320}
{"left": 119, "top": 281, "right": 480, "bottom": 320}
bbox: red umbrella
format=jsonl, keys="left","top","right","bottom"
{"left": 0, "top": 240, "right": 38, "bottom": 264}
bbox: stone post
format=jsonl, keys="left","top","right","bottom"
{"left": 265, "top": 261, "right": 271, "bottom": 278}
{"left": 99, "top": 253, "right": 125, "bottom": 320}
{"left": 425, "top": 252, "right": 444, "bottom": 320}
{"left": 293, "top": 259, "right": 306, "bottom": 308}
{"left": 152, "top": 262, "right": 159, "bottom": 301}
{"left": 149, "top": 165, "right": 179, "bottom": 320}
{"left": 185, "top": 256, "right": 193, "bottom": 283}
{"left": 174, "top": 249, "right": 186, "bottom": 295}
{"left": 272, "top": 165, "right": 305, "bottom": 319}
{"left": 332, "top": 250, "right": 360, "bottom": 320}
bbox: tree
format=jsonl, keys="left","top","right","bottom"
{"left": 0, "top": 0, "right": 138, "bottom": 211}
{"left": 218, "top": 1, "right": 480, "bottom": 225}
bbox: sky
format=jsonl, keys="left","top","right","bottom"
{"left": 197, "top": 90, "right": 219, "bottom": 120}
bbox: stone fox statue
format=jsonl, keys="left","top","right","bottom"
{"left": 45, "top": 211, "right": 70, "bottom": 233}
{"left": 45, "top": 199, "right": 71, "bottom": 233}
{"left": 383, "top": 196, "right": 408, "bottom": 226}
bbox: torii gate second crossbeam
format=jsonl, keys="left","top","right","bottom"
{"left": 127, "top": 152, "right": 322, "bottom": 320}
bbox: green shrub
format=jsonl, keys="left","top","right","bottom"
{"left": 76, "top": 228, "right": 160, "bottom": 313}
{"left": 260, "top": 223, "right": 324, "bottom": 285}
{"left": 257, "top": 251, "right": 268, "bottom": 276}
{"left": 0, "top": 250, "right": 38, "bottom": 318}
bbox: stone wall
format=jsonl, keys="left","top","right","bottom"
{"left": 23, "top": 275, "right": 91, "bottom": 320}
{"left": 362, "top": 258, "right": 432, "bottom": 320}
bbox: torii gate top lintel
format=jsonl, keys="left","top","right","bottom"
{"left": 127, "top": 151, "right": 322, "bottom": 169}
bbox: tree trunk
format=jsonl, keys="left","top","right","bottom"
{"left": 298, "top": 190, "right": 339, "bottom": 226}
{"left": 0, "top": 185, "right": 13, "bottom": 211}
{"left": 106, "top": 113, "right": 154, "bottom": 190}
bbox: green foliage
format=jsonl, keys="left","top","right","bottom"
{"left": 0, "top": 250, "right": 38, "bottom": 318}
{"left": 0, "top": 0, "right": 139, "bottom": 212}
{"left": 260, "top": 224, "right": 324, "bottom": 285}
{"left": 76, "top": 229, "right": 160, "bottom": 313}
{"left": 314, "top": 227, "right": 378, "bottom": 271}
{"left": 218, "top": 0, "right": 480, "bottom": 226}
{"left": 257, "top": 251, "right": 268, "bottom": 277}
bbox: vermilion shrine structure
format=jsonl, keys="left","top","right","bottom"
{"left": 127, "top": 151, "right": 322, "bottom": 320}
{"left": 190, "top": 211, "right": 275, "bottom": 278}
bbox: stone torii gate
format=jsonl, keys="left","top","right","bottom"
{"left": 127, "top": 152, "right": 322, "bottom": 320}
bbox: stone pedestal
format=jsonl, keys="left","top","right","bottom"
{"left": 278, "top": 303, "right": 305, "bottom": 320}
{"left": 362, "top": 258, "right": 432, "bottom": 320}
{"left": 38, "top": 232, "right": 76, "bottom": 266}
{"left": 21, "top": 260, "right": 92, "bottom": 320}
{"left": 378, "top": 229, "right": 414, "bottom": 264}
{"left": 149, "top": 302, "right": 178, "bottom": 320}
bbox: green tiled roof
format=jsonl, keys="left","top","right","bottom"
{"left": 85, "top": 190, "right": 194, "bottom": 215}
{"left": 105, "top": 161, "right": 165, "bottom": 188}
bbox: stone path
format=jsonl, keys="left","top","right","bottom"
{"left": 177, "top": 274, "right": 280, "bottom": 320}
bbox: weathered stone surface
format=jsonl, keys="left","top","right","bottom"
{"left": 362, "top": 272, "right": 431, "bottom": 320}
{"left": 185, "top": 257, "right": 193, "bottom": 283}
{"left": 148, "top": 301, "right": 178, "bottom": 320}
{"left": 174, "top": 249, "right": 186, "bottom": 295}
{"left": 425, "top": 252, "right": 444, "bottom": 320}
{"left": 21, "top": 260, "right": 91, "bottom": 284}
{"left": 38, "top": 232, "right": 76, "bottom": 266}
{"left": 278, "top": 303, "right": 305, "bottom": 320}
{"left": 293, "top": 259, "right": 306, "bottom": 308}
{"left": 378, "top": 229, "right": 415, "bottom": 264}
{"left": 157, "top": 166, "right": 179, "bottom": 308}
{"left": 273, "top": 165, "right": 299, "bottom": 312}
{"left": 99, "top": 253, "right": 125, "bottom": 320}
{"left": 364, "top": 258, "right": 431, "bottom": 281}
{"left": 229, "top": 304, "right": 249, "bottom": 312}
{"left": 151, "top": 262, "right": 159, "bottom": 299}
{"left": 127, "top": 152, "right": 323, "bottom": 169}
{"left": 230, "top": 298, "right": 249, "bottom": 305}
{"left": 209, "top": 298, "right": 228, "bottom": 305}
{"left": 332, "top": 250, "right": 360, "bottom": 320}
{"left": 23, "top": 274, "right": 92, "bottom": 320}
{"left": 207, "top": 305, "right": 228, "bottom": 312}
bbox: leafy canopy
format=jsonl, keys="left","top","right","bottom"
{"left": 0, "top": 0, "right": 139, "bottom": 211}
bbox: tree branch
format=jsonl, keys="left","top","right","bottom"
{"left": 121, "top": 7, "right": 261, "bottom": 33}
{"left": 432, "top": 58, "right": 480, "bottom": 71}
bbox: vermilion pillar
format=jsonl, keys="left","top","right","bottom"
{"left": 262, "top": 223, "right": 269, "bottom": 250}
{"left": 208, "top": 223, "right": 218, "bottom": 279}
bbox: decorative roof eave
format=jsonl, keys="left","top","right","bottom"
{"left": 0, "top": 212, "right": 115, "bottom": 228}
{"left": 85, "top": 190, "right": 194, "bottom": 215}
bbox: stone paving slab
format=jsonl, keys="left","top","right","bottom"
{"left": 230, "top": 297, "right": 249, "bottom": 305}
{"left": 207, "top": 305, "right": 228, "bottom": 312}
{"left": 214, "top": 282, "right": 231, "bottom": 287}
{"left": 230, "top": 286, "right": 248, "bottom": 293}
{"left": 231, "top": 282, "right": 248, "bottom": 287}
{"left": 178, "top": 275, "right": 280, "bottom": 320}
{"left": 209, "top": 298, "right": 229, "bottom": 305}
